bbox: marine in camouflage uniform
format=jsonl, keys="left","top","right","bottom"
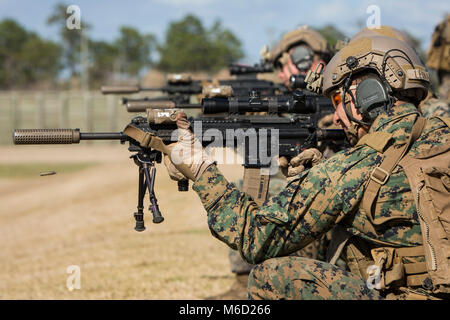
{"left": 154, "top": 33, "right": 450, "bottom": 299}
{"left": 193, "top": 101, "right": 448, "bottom": 299}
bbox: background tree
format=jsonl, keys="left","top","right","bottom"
{"left": 19, "top": 34, "right": 62, "bottom": 87}
{"left": 88, "top": 40, "right": 118, "bottom": 87}
{"left": 0, "top": 19, "right": 30, "bottom": 87}
{"left": 0, "top": 19, "right": 62, "bottom": 89}
{"left": 157, "top": 14, "right": 244, "bottom": 73}
{"left": 114, "top": 26, "right": 156, "bottom": 77}
{"left": 207, "top": 20, "right": 244, "bottom": 68}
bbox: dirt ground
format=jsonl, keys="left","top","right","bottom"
{"left": 0, "top": 145, "right": 245, "bottom": 299}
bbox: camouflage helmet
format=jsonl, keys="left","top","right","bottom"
{"left": 350, "top": 26, "right": 416, "bottom": 49}
{"left": 269, "top": 25, "right": 330, "bottom": 65}
{"left": 321, "top": 35, "right": 430, "bottom": 101}
{"left": 427, "top": 14, "right": 450, "bottom": 72}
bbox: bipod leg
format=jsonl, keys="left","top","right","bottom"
{"left": 142, "top": 164, "right": 164, "bottom": 224}
{"left": 133, "top": 167, "right": 146, "bottom": 232}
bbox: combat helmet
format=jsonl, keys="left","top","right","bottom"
{"left": 322, "top": 35, "right": 430, "bottom": 102}
{"left": 268, "top": 25, "right": 331, "bottom": 70}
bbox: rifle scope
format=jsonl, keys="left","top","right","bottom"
{"left": 201, "top": 91, "right": 327, "bottom": 114}
{"left": 229, "top": 63, "right": 274, "bottom": 75}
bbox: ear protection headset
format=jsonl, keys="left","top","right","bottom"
{"left": 290, "top": 45, "right": 314, "bottom": 71}
{"left": 354, "top": 77, "right": 395, "bottom": 124}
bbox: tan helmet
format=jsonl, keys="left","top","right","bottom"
{"left": 426, "top": 14, "right": 450, "bottom": 72}
{"left": 321, "top": 35, "right": 430, "bottom": 101}
{"left": 350, "top": 26, "right": 416, "bottom": 49}
{"left": 269, "top": 25, "right": 330, "bottom": 65}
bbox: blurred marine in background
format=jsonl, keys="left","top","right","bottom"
{"left": 421, "top": 14, "right": 450, "bottom": 118}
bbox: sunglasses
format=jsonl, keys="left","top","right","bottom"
{"left": 331, "top": 84, "right": 358, "bottom": 108}
{"left": 331, "top": 91, "right": 342, "bottom": 108}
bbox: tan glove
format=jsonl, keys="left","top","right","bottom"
{"left": 157, "top": 112, "right": 214, "bottom": 182}
{"left": 163, "top": 145, "right": 186, "bottom": 181}
{"left": 279, "top": 148, "right": 322, "bottom": 178}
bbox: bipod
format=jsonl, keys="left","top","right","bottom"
{"left": 131, "top": 153, "right": 164, "bottom": 232}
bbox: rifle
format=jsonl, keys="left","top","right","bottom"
{"left": 121, "top": 95, "right": 192, "bottom": 111}
{"left": 227, "top": 62, "right": 307, "bottom": 92}
{"left": 101, "top": 80, "right": 287, "bottom": 97}
{"left": 101, "top": 67, "right": 290, "bottom": 98}
{"left": 13, "top": 92, "right": 345, "bottom": 232}
{"left": 101, "top": 83, "right": 203, "bottom": 95}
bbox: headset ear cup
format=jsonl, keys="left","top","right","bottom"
{"left": 355, "top": 78, "right": 392, "bottom": 122}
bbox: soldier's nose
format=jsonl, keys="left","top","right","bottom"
{"left": 333, "top": 111, "right": 340, "bottom": 126}
{"left": 278, "top": 71, "right": 284, "bottom": 81}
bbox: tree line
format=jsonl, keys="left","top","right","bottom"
{"left": 0, "top": 3, "right": 245, "bottom": 90}
{"left": 0, "top": 3, "right": 423, "bottom": 90}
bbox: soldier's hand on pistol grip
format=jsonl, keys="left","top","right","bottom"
{"left": 160, "top": 112, "right": 214, "bottom": 182}
{"left": 279, "top": 148, "right": 322, "bottom": 178}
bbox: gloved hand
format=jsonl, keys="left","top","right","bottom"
{"left": 278, "top": 148, "right": 322, "bottom": 178}
{"left": 155, "top": 112, "right": 214, "bottom": 182}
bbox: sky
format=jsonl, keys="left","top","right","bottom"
{"left": 0, "top": 0, "right": 448, "bottom": 64}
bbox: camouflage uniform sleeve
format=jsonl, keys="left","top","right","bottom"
{"left": 193, "top": 147, "right": 376, "bottom": 265}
